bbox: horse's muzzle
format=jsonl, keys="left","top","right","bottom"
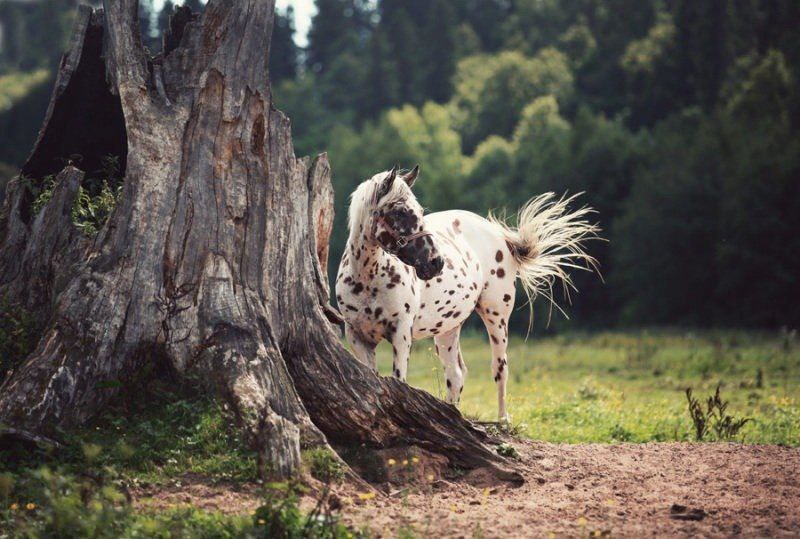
{"left": 415, "top": 256, "right": 444, "bottom": 281}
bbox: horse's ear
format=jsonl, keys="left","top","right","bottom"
{"left": 376, "top": 165, "right": 398, "bottom": 202}
{"left": 401, "top": 164, "right": 420, "bottom": 187}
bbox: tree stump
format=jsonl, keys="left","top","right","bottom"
{"left": 0, "top": 0, "right": 520, "bottom": 483}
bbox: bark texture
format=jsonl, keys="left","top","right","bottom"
{"left": 0, "top": 0, "right": 519, "bottom": 483}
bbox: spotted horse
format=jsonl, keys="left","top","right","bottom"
{"left": 335, "top": 165, "right": 599, "bottom": 421}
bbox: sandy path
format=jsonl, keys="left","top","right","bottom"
{"left": 133, "top": 441, "right": 800, "bottom": 537}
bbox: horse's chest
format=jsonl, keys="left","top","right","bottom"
{"left": 337, "top": 260, "right": 417, "bottom": 342}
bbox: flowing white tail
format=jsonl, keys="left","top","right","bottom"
{"left": 489, "top": 193, "right": 601, "bottom": 322}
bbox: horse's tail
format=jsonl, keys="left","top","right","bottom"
{"left": 488, "top": 193, "right": 601, "bottom": 322}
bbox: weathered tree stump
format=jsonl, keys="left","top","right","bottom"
{"left": 0, "top": 0, "right": 520, "bottom": 483}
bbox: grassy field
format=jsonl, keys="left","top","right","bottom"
{"left": 1, "top": 331, "right": 798, "bottom": 535}
{"left": 375, "top": 330, "right": 800, "bottom": 445}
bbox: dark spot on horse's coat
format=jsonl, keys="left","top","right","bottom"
{"left": 503, "top": 294, "right": 511, "bottom": 302}
{"left": 496, "top": 250, "right": 504, "bottom": 262}
{"left": 436, "top": 278, "right": 442, "bottom": 283}
{"left": 352, "top": 283, "right": 364, "bottom": 294}
{"left": 453, "top": 312, "right": 461, "bottom": 318}
{"left": 374, "top": 307, "right": 383, "bottom": 318}
{"left": 436, "top": 321, "right": 443, "bottom": 328}
{"left": 446, "top": 379, "right": 452, "bottom": 388}
{"left": 494, "top": 373, "right": 500, "bottom": 382}
{"left": 452, "top": 219, "right": 461, "bottom": 233}
{"left": 497, "top": 268, "right": 505, "bottom": 278}
{"left": 404, "top": 303, "right": 410, "bottom": 312}
{"left": 420, "top": 303, "right": 425, "bottom": 309}
{"left": 387, "top": 283, "right": 395, "bottom": 288}
{"left": 491, "top": 335, "right": 499, "bottom": 344}
{"left": 365, "top": 307, "right": 372, "bottom": 314}
{"left": 490, "top": 269, "right": 496, "bottom": 275}
{"left": 448, "top": 290, "right": 455, "bottom": 295}
{"left": 395, "top": 368, "right": 401, "bottom": 377}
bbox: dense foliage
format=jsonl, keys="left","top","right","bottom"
{"left": 275, "top": 0, "right": 800, "bottom": 331}
{"left": 0, "top": 0, "right": 797, "bottom": 330}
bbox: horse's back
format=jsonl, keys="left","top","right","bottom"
{"left": 424, "top": 210, "right": 513, "bottom": 273}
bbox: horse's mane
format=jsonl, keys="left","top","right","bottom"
{"left": 347, "top": 171, "right": 413, "bottom": 238}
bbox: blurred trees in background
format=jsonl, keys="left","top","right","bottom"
{"left": 0, "top": 0, "right": 798, "bottom": 330}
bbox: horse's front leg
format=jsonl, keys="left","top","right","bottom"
{"left": 345, "top": 323, "right": 377, "bottom": 371}
{"left": 389, "top": 320, "right": 413, "bottom": 381}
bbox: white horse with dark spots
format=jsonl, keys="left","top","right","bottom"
{"left": 335, "top": 165, "right": 598, "bottom": 421}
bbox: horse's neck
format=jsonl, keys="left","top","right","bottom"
{"left": 346, "top": 230, "right": 386, "bottom": 282}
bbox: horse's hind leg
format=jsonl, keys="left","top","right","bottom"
{"left": 477, "top": 286, "right": 515, "bottom": 422}
{"left": 345, "top": 323, "right": 377, "bottom": 371}
{"left": 434, "top": 325, "right": 467, "bottom": 405}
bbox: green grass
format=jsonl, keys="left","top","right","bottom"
{"left": 374, "top": 330, "right": 800, "bottom": 445}
{"left": 0, "top": 384, "right": 354, "bottom": 537}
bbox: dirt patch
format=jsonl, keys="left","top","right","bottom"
{"left": 130, "top": 442, "right": 800, "bottom": 537}
{"left": 131, "top": 473, "right": 262, "bottom": 515}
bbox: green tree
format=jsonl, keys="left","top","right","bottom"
{"left": 612, "top": 110, "right": 722, "bottom": 325}
{"left": 453, "top": 49, "right": 574, "bottom": 152}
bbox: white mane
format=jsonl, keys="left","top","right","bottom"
{"left": 347, "top": 171, "right": 414, "bottom": 239}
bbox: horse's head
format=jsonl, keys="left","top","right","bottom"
{"left": 369, "top": 165, "right": 444, "bottom": 280}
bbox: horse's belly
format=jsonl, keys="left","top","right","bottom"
{"left": 411, "top": 230, "right": 483, "bottom": 340}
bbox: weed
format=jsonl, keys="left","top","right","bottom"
{"left": 71, "top": 181, "right": 121, "bottom": 237}
{"left": 255, "top": 481, "right": 352, "bottom": 538}
{"left": 686, "top": 385, "right": 751, "bottom": 441}
{"left": 24, "top": 154, "right": 123, "bottom": 236}
{"left": 304, "top": 447, "right": 344, "bottom": 483}
{"left": 30, "top": 175, "right": 56, "bottom": 215}
{"left": 496, "top": 443, "right": 518, "bottom": 458}
{"left": 609, "top": 424, "right": 634, "bottom": 442}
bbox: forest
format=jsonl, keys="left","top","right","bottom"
{"left": 1, "top": 0, "right": 798, "bottom": 333}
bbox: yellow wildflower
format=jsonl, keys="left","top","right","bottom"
{"left": 412, "top": 457, "right": 419, "bottom": 463}
{"left": 10, "top": 503, "right": 18, "bottom": 511}
{"left": 357, "top": 492, "right": 376, "bottom": 501}
{"left": 26, "top": 503, "right": 36, "bottom": 510}
{"left": 387, "top": 458, "right": 397, "bottom": 466}
{"left": 402, "top": 459, "right": 409, "bottom": 466}
{"left": 258, "top": 519, "right": 266, "bottom": 525}
{"left": 427, "top": 473, "right": 435, "bottom": 481}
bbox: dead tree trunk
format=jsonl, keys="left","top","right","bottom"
{"left": 0, "top": 0, "right": 520, "bottom": 483}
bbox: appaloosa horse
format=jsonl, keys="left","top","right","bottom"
{"left": 335, "top": 165, "right": 598, "bottom": 421}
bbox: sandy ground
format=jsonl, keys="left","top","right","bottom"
{"left": 133, "top": 440, "right": 800, "bottom": 538}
